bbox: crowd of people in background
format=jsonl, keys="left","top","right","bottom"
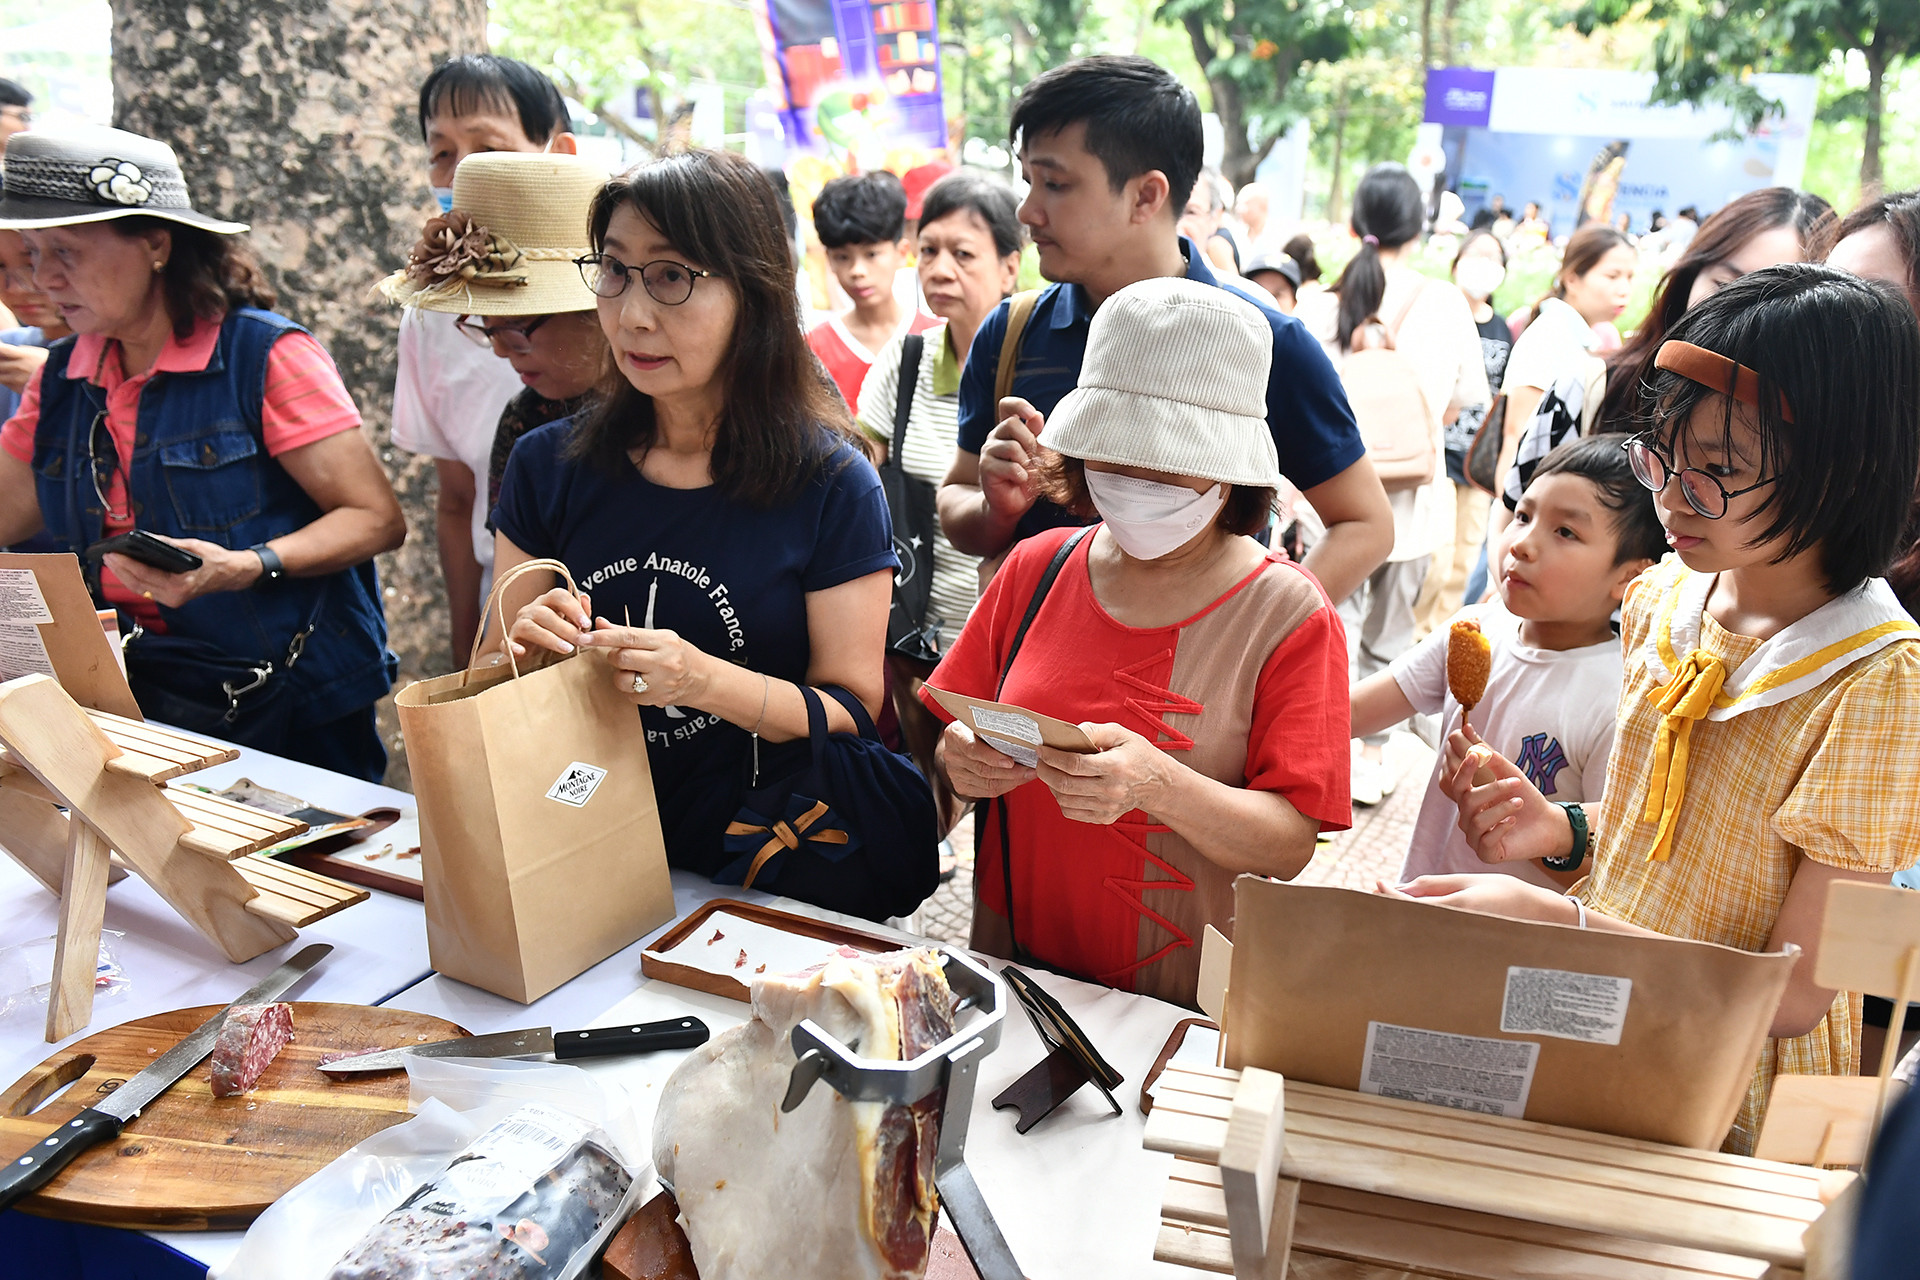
{"left": 9, "top": 49, "right": 1920, "bottom": 1195}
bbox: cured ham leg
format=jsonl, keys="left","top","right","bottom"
{"left": 653, "top": 949, "right": 956, "bottom": 1280}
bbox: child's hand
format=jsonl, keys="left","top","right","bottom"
{"left": 1375, "top": 874, "right": 1580, "bottom": 925}
{"left": 1438, "top": 728, "right": 1572, "bottom": 865}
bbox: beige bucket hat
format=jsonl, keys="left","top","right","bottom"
{"left": 378, "top": 151, "right": 605, "bottom": 315}
{"left": 0, "top": 125, "right": 248, "bottom": 234}
{"left": 1041, "top": 277, "right": 1281, "bottom": 487}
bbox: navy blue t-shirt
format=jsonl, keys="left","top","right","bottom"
{"left": 492, "top": 422, "right": 897, "bottom": 873}
{"left": 957, "top": 238, "right": 1365, "bottom": 543}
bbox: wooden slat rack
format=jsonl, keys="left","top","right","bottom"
{"left": 1144, "top": 1061, "right": 1852, "bottom": 1280}
{"left": 0, "top": 673, "right": 367, "bottom": 1042}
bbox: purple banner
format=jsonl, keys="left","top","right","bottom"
{"left": 1424, "top": 68, "right": 1496, "bottom": 128}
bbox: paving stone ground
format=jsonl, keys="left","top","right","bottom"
{"left": 914, "top": 731, "right": 1437, "bottom": 946}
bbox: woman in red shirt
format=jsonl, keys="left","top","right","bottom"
{"left": 925, "top": 277, "right": 1352, "bottom": 1007}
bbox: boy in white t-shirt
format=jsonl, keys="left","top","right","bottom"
{"left": 1351, "top": 435, "right": 1666, "bottom": 888}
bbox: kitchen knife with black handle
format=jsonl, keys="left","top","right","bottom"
{"left": 0, "top": 943, "right": 331, "bottom": 1214}
{"left": 316, "top": 1016, "right": 711, "bottom": 1074}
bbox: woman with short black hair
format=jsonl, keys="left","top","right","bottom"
{"left": 492, "top": 148, "right": 902, "bottom": 874}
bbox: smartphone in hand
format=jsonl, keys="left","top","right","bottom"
{"left": 83, "top": 530, "right": 204, "bottom": 573}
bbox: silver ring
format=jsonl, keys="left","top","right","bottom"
{"left": 632, "top": 672, "right": 649, "bottom": 694}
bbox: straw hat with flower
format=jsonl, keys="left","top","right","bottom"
{"left": 377, "top": 151, "right": 606, "bottom": 315}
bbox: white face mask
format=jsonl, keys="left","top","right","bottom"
{"left": 1456, "top": 257, "right": 1506, "bottom": 301}
{"left": 1084, "top": 469, "right": 1226, "bottom": 561}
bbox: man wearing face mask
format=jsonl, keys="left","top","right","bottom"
{"left": 393, "top": 55, "right": 578, "bottom": 661}
{"left": 923, "top": 279, "right": 1351, "bottom": 1008}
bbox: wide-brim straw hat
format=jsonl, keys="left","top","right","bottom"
{"left": 1041, "top": 277, "right": 1281, "bottom": 488}
{"left": 377, "top": 152, "right": 605, "bottom": 316}
{"left": 0, "top": 125, "right": 248, "bottom": 234}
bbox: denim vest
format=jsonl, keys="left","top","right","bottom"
{"left": 33, "top": 308, "right": 396, "bottom": 726}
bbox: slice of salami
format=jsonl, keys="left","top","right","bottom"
{"left": 210, "top": 1002, "right": 295, "bottom": 1097}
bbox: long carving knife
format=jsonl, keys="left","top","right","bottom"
{"left": 0, "top": 943, "right": 331, "bottom": 1213}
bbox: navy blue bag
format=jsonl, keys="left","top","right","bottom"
{"left": 714, "top": 684, "right": 939, "bottom": 922}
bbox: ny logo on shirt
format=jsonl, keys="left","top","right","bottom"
{"left": 1514, "top": 733, "right": 1570, "bottom": 796}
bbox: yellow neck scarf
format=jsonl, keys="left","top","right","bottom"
{"left": 1642, "top": 648, "right": 1728, "bottom": 861}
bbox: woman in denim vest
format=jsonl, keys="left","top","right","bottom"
{"left": 0, "top": 126, "right": 405, "bottom": 781}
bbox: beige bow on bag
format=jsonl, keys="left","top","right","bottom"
{"left": 395, "top": 558, "right": 674, "bottom": 1003}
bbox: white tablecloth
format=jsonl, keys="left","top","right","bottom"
{"left": 7, "top": 729, "right": 1198, "bottom": 1278}
{"left": 0, "top": 740, "right": 429, "bottom": 1096}
{"left": 164, "top": 871, "right": 1200, "bottom": 1277}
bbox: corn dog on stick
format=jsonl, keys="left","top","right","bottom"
{"left": 1447, "top": 617, "right": 1493, "bottom": 731}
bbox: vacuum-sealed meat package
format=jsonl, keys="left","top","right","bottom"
{"left": 327, "top": 1101, "right": 634, "bottom": 1280}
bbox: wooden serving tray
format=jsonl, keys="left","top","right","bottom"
{"left": 640, "top": 899, "right": 904, "bottom": 1001}
{"left": 0, "top": 1002, "right": 466, "bottom": 1229}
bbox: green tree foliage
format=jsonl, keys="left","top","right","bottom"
{"left": 1570, "top": 0, "right": 1920, "bottom": 199}
{"left": 490, "top": 0, "right": 764, "bottom": 149}
{"left": 1155, "top": 0, "right": 1354, "bottom": 186}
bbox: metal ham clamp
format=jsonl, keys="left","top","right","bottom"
{"left": 779, "top": 947, "right": 1021, "bottom": 1280}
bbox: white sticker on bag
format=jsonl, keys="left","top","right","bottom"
{"left": 546, "top": 761, "right": 608, "bottom": 807}
{"left": 1501, "top": 966, "right": 1633, "bottom": 1045}
{"left": 1358, "top": 1020, "right": 1539, "bottom": 1118}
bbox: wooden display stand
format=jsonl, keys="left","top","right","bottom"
{"left": 0, "top": 673, "right": 365, "bottom": 1043}
{"left": 1143, "top": 1060, "right": 1851, "bottom": 1279}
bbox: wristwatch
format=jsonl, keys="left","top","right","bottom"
{"left": 1542, "top": 802, "right": 1589, "bottom": 872}
{"left": 250, "top": 543, "right": 286, "bottom": 588}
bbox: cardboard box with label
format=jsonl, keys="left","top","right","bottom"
{"left": 1223, "top": 879, "right": 1796, "bottom": 1149}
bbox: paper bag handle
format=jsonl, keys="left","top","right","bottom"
{"left": 464, "top": 556, "right": 583, "bottom": 687}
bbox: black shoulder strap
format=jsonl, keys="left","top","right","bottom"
{"left": 995, "top": 526, "right": 1092, "bottom": 698}
{"left": 890, "top": 334, "right": 924, "bottom": 462}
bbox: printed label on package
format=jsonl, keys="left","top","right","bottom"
{"left": 971, "top": 706, "right": 1043, "bottom": 744}
{"left": 1500, "top": 966, "right": 1632, "bottom": 1045}
{"left": 546, "top": 761, "right": 608, "bottom": 807}
{"left": 1358, "top": 1020, "right": 1539, "bottom": 1118}
{"left": 0, "top": 621, "right": 55, "bottom": 681}
{"left": 0, "top": 568, "right": 53, "bottom": 627}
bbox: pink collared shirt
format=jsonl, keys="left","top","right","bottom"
{"left": 2, "top": 314, "right": 362, "bottom": 627}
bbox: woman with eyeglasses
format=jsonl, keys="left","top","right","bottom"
{"left": 379, "top": 151, "right": 610, "bottom": 551}
{"left": 485, "top": 148, "right": 903, "bottom": 880}
{"left": 0, "top": 126, "right": 404, "bottom": 781}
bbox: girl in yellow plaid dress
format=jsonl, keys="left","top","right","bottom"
{"left": 1396, "top": 265, "right": 1920, "bottom": 1154}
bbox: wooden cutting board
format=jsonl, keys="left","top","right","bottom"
{"left": 0, "top": 1001, "right": 466, "bottom": 1230}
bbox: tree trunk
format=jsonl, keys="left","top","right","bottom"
{"left": 1181, "top": 12, "right": 1259, "bottom": 189}
{"left": 1440, "top": 0, "right": 1461, "bottom": 66}
{"left": 1325, "top": 91, "right": 1349, "bottom": 223}
{"left": 111, "top": 0, "right": 488, "bottom": 787}
{"left": 1861, "top": 26, "right": 1888, "bottom": 201}
{"left": 1420, "top": 0, "right": 1433, "bottom": 69}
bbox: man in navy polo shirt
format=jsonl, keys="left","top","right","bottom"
{"left": 936, "top": 56, "right": 1392, "bottom": 604}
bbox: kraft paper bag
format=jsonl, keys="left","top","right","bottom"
{"left": 1224, "top": 879, "right": 1797, "bottom": 1149}
{"left": 396, "top": 559, "right": 674, "bottom": 1003}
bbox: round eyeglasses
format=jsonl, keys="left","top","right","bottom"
{"left": 453, "top": 313, "right": 552, "bottom": 354}
{"left": 574, "top": 254, "right": 714, "bottom": 305}
{"left": 1621, "top": 436, "right": 1775, "bottom": 520}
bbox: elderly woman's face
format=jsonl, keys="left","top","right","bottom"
{"left": 21, "top": 222, "right": 167, "bottom": 340}
{"left": 596, "top": 204, "right": 737, "bottom": 410}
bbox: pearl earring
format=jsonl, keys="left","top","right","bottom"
{"left": 152, "top": 261, "right": 164, "bottom": 273}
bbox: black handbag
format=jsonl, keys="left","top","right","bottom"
{"left": 879, "top": 335, "right": 945, "bottom": 665}
{"left": 120, "top": 588, "right": 324, "bottom": 751}
{"left": 714, "top": 684, "right": 940, "bottom": 922}
{"left": 978, "top": 526, "right": 1093, "bottom": 965}
{"left": 1464, "top": 393, "right": 1507, "bottom": 493}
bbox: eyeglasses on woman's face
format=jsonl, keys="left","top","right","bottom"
{"left": 453, "top": 313, "right": 553, "bottom": 354}
{"left": 1622, "top": 435, "right": 1775, "bottom": 520}
{"left": 574, "top": 253, "right": 714, "bottom": 305}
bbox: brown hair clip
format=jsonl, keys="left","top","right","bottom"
{"left": 1654, "top": 340, "right": 1795, "bottom": 423}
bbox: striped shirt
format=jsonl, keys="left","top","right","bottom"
{"left": 856, "top": 321, "right": 981, "bottom": 651}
